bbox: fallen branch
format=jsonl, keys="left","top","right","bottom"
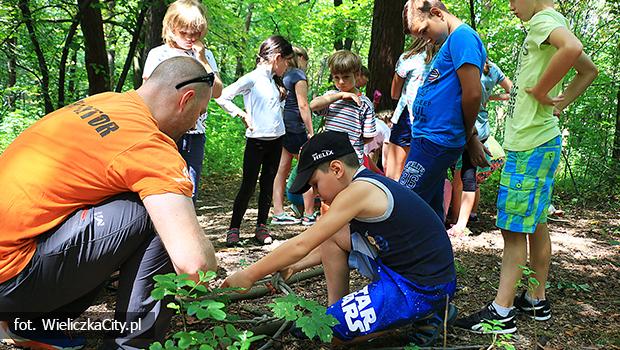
{"left": 228, "top": 268, "right": 324, "bottom": 302}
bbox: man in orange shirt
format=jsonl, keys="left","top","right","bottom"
{"left": 0, "top": 56, "right": 217, "bottom": 349}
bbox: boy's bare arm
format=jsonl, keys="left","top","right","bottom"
{"left": 489, "top": 77, "right": 513, "bottom": 101}
{"left": 553, "top": 52, "right": 598, "bottom": 115}
{"left": 222, "top": 182, "right": 372, "bottom": 291}
{"left": 310, "top": 91, "right": 361, "bottom": 111}
{"left": 526, "top": 27, "right": 583, "bottom": 105}
{"left": 456, "top": 64, "right": 489, "bottom": 167}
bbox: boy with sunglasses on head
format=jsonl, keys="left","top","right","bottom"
{"left": 143, "top": 0, "right": 223, "bottom": 204}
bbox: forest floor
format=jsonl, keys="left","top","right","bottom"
{"left": 2, "top": 174, "right": 619, "bottom": 350}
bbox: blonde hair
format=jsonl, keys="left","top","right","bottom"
{"left": 162, "top": 0, "right": 207, "bottom": 46}
{"left": 288, "top": 46, "right": 309, "bottom": 69}
{"left": 404, "top": 37, "right": 439, "bottom": 64}
{"left": 328, "top": 50, "right": 361, "bottom": 75}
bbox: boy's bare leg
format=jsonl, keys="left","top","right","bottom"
{"left": 451, "top": 190, "right": 475, "bottom": 233}
{"left": 320, "top": 225, "right": 352, "bottom": 305}
{"left": 449, "top": 170, "right": 463, "bottom": 224}
{"left": 302, "top": 188, "right": 315, "bottom": 217}
{"left": 386, "top": 144, "right": 408, "bottom": 181}
{"left": 494, "top": 229, "right": 528, "bottom": 307}
{"left": 272, "top": 148, "right": 293, "bottom": 214}
{"left": 528, "top": 223, "right": 551, "bottom": 300}
{"left": 472, "top": 187, "right": 481, "bottom": 215}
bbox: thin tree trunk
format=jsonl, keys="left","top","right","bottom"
{"left": 333, "top": 0, "right": 355, "bottom": 51}
{"left": 6, "top": 37, "right": 17, "bottom": 108}
{"left": 58, "top": 19, "right": 81, "bottom": 108}
{"left": 18, "top": 0, "right": 54, "bottom": 113}
{"left": 367, "top": 0, "right": 406, "bottom": 111}
{"left": 469, "top": 0, "right": 476, "bottom": 30}
{"left": 67, "top": 49, "right": 78, "bottom": 100}
{"left": 235, "top": 2, "right": 254, "bottom": 78}
{"left": 137, "top": 0, "right": 166, "bottom": 86}
{"left": 116, "top": 3, "right": 148, "bottom": 92}
{"left": 78, "top": 0, "right": 110, "bottom": 94}
{"left": 613, "top": 87, "right": 620, "bottom": 161}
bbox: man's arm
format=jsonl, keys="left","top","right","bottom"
{"left": 489, "top": 77, "right": 513, "bottom": 101}
{"left": 526, "top": 26, "right": 583, "bottom": 105}
{"left": 456, "top": 63, "right": 490, "bottom": 167}
{"left": 143, "top": 193, "right": 217, "bottom": 281}
{"left": 553, "top": 51, "right": 598, "bottom": 116}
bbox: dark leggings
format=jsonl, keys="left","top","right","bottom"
{"left": 230, "top": 137, "right": 283, "bottom": 228}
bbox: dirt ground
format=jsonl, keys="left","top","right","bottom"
{"left": 2, "top": 174, "right": 619, "bottom": 349}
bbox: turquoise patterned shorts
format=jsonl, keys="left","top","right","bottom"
{"left": 496, "top": 136, "right": 561, "bottom": 234}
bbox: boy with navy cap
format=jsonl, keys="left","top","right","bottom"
{"left": 223, "top": 131, "right": 457, "bottom": 344}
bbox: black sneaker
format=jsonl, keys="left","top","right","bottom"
{"left": 514, "top": 291, "right": 551, "bottom": 321}
{"left": 454, "top": 302, "right": 517, "bottom": 334}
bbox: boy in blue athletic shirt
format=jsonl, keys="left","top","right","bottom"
{"left": 223, "top": 131, "right": 456, "bottom": 344}
{"left": 399, "top": 0, "right": 489, "bottom": 220}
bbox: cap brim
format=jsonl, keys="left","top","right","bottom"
{"left": 289, "top": 166, "right": 315, "bottom": 195}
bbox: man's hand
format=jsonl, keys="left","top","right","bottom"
{"left": 340, "top": 92, "right": 362, "bottom": 106}
{"left": 467, "top": 137, "right": 491, "bottom": 168}
{"left": 221, "top": 270, "right": 254, "bottom": 293}
{"left": 525, "top": 87, "right": 565, "bottom": 106}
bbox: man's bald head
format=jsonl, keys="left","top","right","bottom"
{"left": 146, "top": 56, "right": 211, "bottom": 100}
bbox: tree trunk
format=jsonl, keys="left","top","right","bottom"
{"left": 235, "top": 2, "right": 254, "bottom": 78}
{"left": 58, "top": 19, "right": 81, "bottom": 108}
{"left": 469, "top": 0, "right": 476, "bottom": 30}
{"left": 18, "top": 0, "right": 54, "bottom": 113}
{"left": 67, "top": 50, "right": 78, "bottom": 100}
{"left": 367, "top": 0, "right": 406, "bottom": 111}
{"left": 78, "top": 0, "right": 110, "bottom": 95}
{"left": 137, "top": 0, "right": 166, "bottom": 86}
{"left": 6, "top": 37, "right": 17, "bottom": 108}
{"left": 116, "top": 3, "right": 148, "bottom": 92}
{"left": 333, "top": 0, "right": 355, "bottom": 51}
{"left": 613, "top": 87, "right": 620, "bottom": 161}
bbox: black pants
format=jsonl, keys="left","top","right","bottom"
{"left": 0, "top": 193, "right": 174, "bottom": 349}
{"left": 230, "top": 137, "right": 283, "bottom": 228}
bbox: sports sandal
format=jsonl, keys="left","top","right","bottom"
{"left": 226, "top": 228, "right": 241, "bottom": 247}
{"left": 408, "top": 303, "right": 458, "bottom": 346}
{"left": 301, "top": 213, "right": 317, "bottom": 226}
{"left": 271, "top": 213, "right": 300, "bottom": 225}
{"left": 254, "top": 224, "right": 273, "bottom": 245}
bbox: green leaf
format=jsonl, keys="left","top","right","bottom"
{"left": 149, "top": 342, "right": 164, "bottom": 350}
{"left": 213, "top": 326, "right": 225, "bottom": 338}
{"left": 210, "top": 309, "right": 227, "bottom": 321}
{"left": 151, "top": 287, "right": 166, "bottom": 300}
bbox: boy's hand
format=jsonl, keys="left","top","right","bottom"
{"left": 237, "top": 111, "right": 254, "bottom": 131}
{"left": 467, "top": 137, "right": 491, "bottom": 168}
{"left": 340, "top": 92, "right": 362, "bottom": 106}
{"left": 278, "top": 266, "right": 296, "bottom": 281}
{"left": 525, "top": 87, "right": 565, "bottom": 106}
{"left": 221, "top": 270, "right": 254, "bottom": 293}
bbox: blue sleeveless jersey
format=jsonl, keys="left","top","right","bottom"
{"left": 350, "top": 168, "right": 455, "bottom": 286}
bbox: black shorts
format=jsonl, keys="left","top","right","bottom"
{"left": 282, "top": 132, "right": 308, "bottom": 154}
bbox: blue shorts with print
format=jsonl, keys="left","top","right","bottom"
{"left": 399, "top": 137, "right": 462, "bottom": 220}
{"left": 389, "top": 109, "right": 412, "bottom": 147}
{"left": 496, "top": 136, "right": 561, "bottom": 234}
{"left": 326, "top": 233, "right": 456, "bottom": 341}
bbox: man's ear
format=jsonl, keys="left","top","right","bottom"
{"left": 179, "top": 89, "right": 196, "bottom": 112}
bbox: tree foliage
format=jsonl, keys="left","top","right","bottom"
{"left": 0, "top": 0, "right": 618, "bottom": 200}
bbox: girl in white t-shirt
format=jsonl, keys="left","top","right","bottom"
{"left": 143, "top": 0, "right": 223, "bottom": 203}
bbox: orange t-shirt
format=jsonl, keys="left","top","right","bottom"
{"left": 0, "top": 91, "right": 193, "bottom": 284}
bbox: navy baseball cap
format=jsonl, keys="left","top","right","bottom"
{"left": 289, "top": 131, "right": 355, "bottom": 194}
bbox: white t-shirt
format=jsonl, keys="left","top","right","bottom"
{"left": 364, "top": 119, "right": 391, "bottom": 155}
{"left": 143, "top": 44, "right": 219, "bottom": 134}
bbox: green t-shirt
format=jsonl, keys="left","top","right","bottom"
{"left": 504, "top": 8, "right": 568, "bottom": 151}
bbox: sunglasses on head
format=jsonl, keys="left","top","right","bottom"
{"left": 175, "top": 72, "right": 215, "bottom": 89}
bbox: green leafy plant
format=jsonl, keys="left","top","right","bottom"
{"left": 480, "top": 320, "right": 516, "bottom": 350}
{"left": 149, "top": 271, "right": 264, "bottom": 350}
{"left": 268, "top": 293, "right": 339, "bottom": 342}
